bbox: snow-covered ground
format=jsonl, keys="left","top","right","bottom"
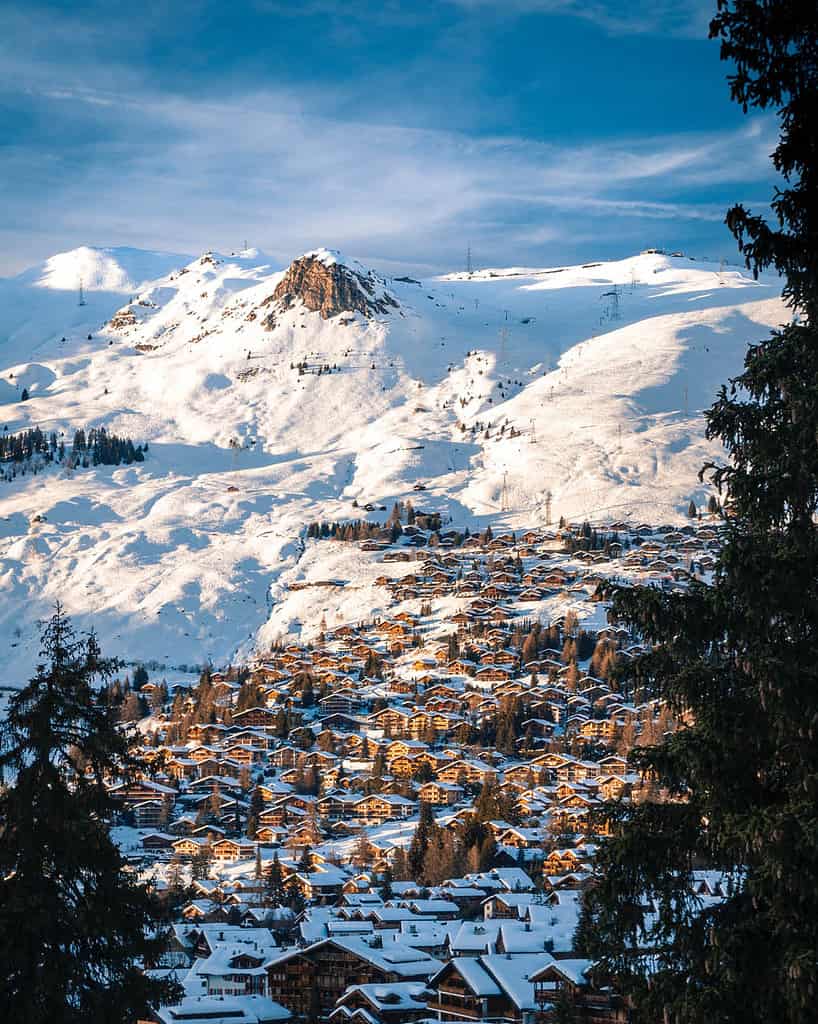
{"left": 0, "top": 245, "right": 785, "bottom": 683}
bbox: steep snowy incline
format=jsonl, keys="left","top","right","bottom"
{"left": 0, "top": 245, "right": 193, "bottom": 368}
{"left": 0, "top": 247, "right": 785, "bottom": 681}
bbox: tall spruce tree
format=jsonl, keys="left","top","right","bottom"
{"left": 265, "top": 852, "right": 288, "bottom": 908}
{"left": 408, "top": 801, "right": 438, "bottom": 880}
{"left": 0, "top": 606, "right": 181, "bottom": 1023}
{"left": 576, "top": 5, "right": 818, "bottom": 1024}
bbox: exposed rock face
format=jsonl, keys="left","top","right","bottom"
{"left": 271, "top": 252, "right": 398, "bottom": 321}
{"left": 108, "top": 297, "right": 156, "bottom": 332}
{"left": 108, "top": 306, "right": 137, "bottom": 330}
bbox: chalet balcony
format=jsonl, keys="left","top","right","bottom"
{"left": 427, "top": 991, "right": 486, "bottom": 1020}
{"left": 534, "top": 984, "right": 628, "bottom": 1024}
{"left": 428, "top": 997, "right": 483, "bottom": 1020}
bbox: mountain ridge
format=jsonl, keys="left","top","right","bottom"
{"left": 0, "top": 244, "right": 785, "bottom": 682}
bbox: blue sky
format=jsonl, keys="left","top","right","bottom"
{"left": 0, "top": 0, "right": 779, "bottom": 276}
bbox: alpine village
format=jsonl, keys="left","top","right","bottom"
{"left": 2, "top": 4, "right": 818, "bottom": 1024}
{"left": 94, "top": 512, "right": 712, "bottom": 1024}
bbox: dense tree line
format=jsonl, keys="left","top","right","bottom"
{"left": 0, "top": 426, "right": 63, "bottom": 464}
{"left": 561, "top": 521, "right": 627, "bottom": 555}
{"left": 72, "top": 427, "right": 146, "bottom": 466}
{"left": 306, "top": 510, "right": 444, "bottom": 542}
{"left": 398, "top": 787, "right": 508, "bottom": 886}
{"left": 0, "top": 425, "right": 147, "bottom": 483}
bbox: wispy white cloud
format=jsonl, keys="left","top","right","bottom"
{"left": 0, "top": 0, "right": 780, "bottom": 284}
{"left": 0, "top": 0, "right": 781, "bottom": 275}
{"left": 0, "top": 78, "right": 777, "bottom": 274}
{"left": 447, "top": 0, "right": 714, "bottom": 38}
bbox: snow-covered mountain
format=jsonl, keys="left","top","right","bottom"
{"left": 0, "top": 245, "right": 191, "bottom": 368}
{"left": 0, "top": 243, "right": 785, "bottom": 682}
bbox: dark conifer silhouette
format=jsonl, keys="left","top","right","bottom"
{"left": 0, "top": 606, "right": 181, "bottom": 1022}
{"left": 577, "top": 6, "right": 818, "bottom": 1022}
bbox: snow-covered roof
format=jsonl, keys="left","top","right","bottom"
{"left": 156, "top": 993, "right": 291, "bottom": 1024}
{"left": 441, "top": 956, "right": 502, "bottom": 997}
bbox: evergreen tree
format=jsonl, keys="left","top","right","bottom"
{"left": 296, "top": 671, "right": 315, "bottom": 707}
{"left": 577, "top": 7, "right": 818, "bottom": 1023}
{"left": 191, "top": 669, "right": 215, "bottom": 724}
{"left": 273, "top": 707, "right": 289, "bottom": 738}
{"left": 166, "top": 859, "right": 186, "bottom": 908}
{"left": 521, "top": 627, "right": 539, "bottom": 664}
{"left": 247, "top": 782, "right": 264, "bottom": 823}
{"left": 236, "top": 680, "right": 259, "bottom": 712}
{"left": 495, "top": 699, "right": 519, "bottom": 755}
{"left": 563, "top": 661, "right": 579, "bottom": 692}
{"left": 170, "top": 691, "right": 187, "bottom": 723}
{"left": 474, "top": 777, "right": 501, "bottom": 823}
{"left": 477, "top": 835, "right": 497, "bottom": 872}
{"left": 190, "top": 842, "right": 212, "bottom": 881}
{"left": 379, "top": 866, "right": 394, "bottom": 901}
{"left": 550, "top": 986, "right": 580, "bottom": 1024}
{"left": 158, "top": 793, "right": 173, "bottom": 829}
{"left": 119, "top": 690, "right": 145, "bottom": 723}
{"left": 371, "top": 746, "right": 387, "bottom": 778}
{"left": 265, "top": 853, "right": 288, "bottom": 908}
{"left": 421, "top": 831, "right": 455, "bottom": 886}
{"left": 0, "top": 607, "right": 181, "bottom": 1022}
{"left": 391, "top": 846, "right": 411, "bottom": 881}
{"left": 408, "top": 801, "right": 437, "bottom": 880}
{"left": 352, "top": 828, "right": 372, "bottom": 867}
{"left": 148, "top": 680, "right": 168, "bottom": 712}
{"left": 286, "top": 884, "right": 306, "bottom": 916}
{"left": 208, "top": 782, "right": 222, "bottom": 822}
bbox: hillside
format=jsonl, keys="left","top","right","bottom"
{"left": 0, "top": 244, "right": 785, "bottom": 681}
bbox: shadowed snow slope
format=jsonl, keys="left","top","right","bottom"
{"left": 0, "top": 246, "right": 785, "bottom": 681}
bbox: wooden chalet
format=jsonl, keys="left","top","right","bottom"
{"left": 266, "top": 937, "right": 438, "bottom": 1020}
{"left": 531, "top": 959, "right": 629, "bottom": 1023}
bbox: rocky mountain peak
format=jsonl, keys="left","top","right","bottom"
{"left": 271, "top": 250, "right": 398, "bottom": 320}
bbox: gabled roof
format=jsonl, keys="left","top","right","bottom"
{"left": 480, "top": 953, "right": 550, "bottom": 1009}
{"left": 265, "top": 935, "right": 441, "bottom": 980}
{"left": 335, "top": 980, "right": 431, "bottom": 1012}
{"left": 432, "top": 956, "right": 501, "bottom": 997}
{"left": 529, "top": 957, "right": 594, "bottom": 986}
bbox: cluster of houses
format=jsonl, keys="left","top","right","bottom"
{"left": 121, "top": 518, "right": 721, "bottom": 1024}
{"left": 145, "top": 863, "right": 728, "bottom": 1024}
